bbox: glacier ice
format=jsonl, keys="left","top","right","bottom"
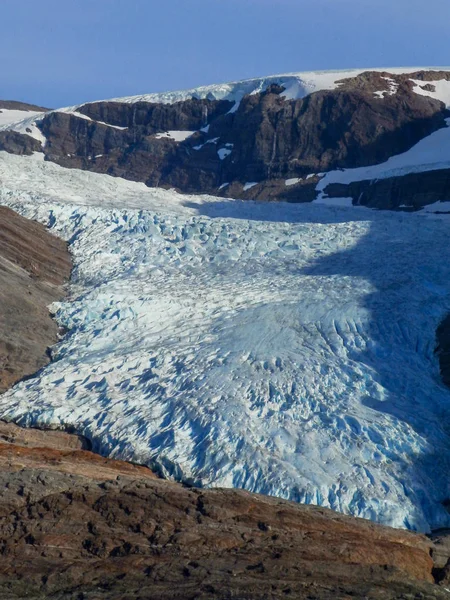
{"left": 0, "top": 152, "right": 450, "bottom": 532}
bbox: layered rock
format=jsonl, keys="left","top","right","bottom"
{"left": 323, "top": 168, "right": 450, "bottom": 210}
{"left": 0, "top": 421, "right": 447, "bottom": 600}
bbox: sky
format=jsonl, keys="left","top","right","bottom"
{"left": 1, "top": 0, "right": 450, "bottom": 108}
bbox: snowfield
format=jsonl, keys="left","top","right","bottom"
{"left": 0, "top": 152, "right": 450, "bottom": 533}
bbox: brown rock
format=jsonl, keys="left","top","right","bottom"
{"left": 0, "top": 207, "right": 71, "bottom": 392}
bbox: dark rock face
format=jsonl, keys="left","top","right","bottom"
{"left": 7, "top": 69, "right": 446, "bottom": 206}
{"left": 0, "top": 207, "right": 72, "bottom": 392}
{"left": 323, "top": 168, "right": 450, "bottom": 210}
{"left": 436, "top": 315, "right": 450, "bottom": 388}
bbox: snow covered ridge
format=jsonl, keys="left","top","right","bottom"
{"left": 104, "top": 67, "right": 450, "bottom": 106}
{"left": 1, "top": 152, "right": 450, "bottom": 533}
{"left": 2, "top": 66, "right": 450, "bottom": 144}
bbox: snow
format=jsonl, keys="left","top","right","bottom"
{"left": 243, "top": 182, "right": 258, "bottom": 191}
{"left": 62, "top": 111, "right": 128, "bottom": 130}
{"left": 317, "top": 118, "right": 450, "bottom": 197}
{"left": 411, "top": 79, "right": 450, "bottom": 108}
{"left": 421, "top": 201, "right": 450, "bottom": 213}
{"left": 285, "top": 178, "right": 302, "bottom": 186}
{"left": 374, "top": 77, "right": 399, "bottom": 99}
{"left": 0, "top": 151, "right": 450, "bottom": 534}
{"left": 0, "top": 109, "right": 41, "bottom": 127}
{"left": 218, "top": 144, "right": 233, "bottom": 160}
{"left": 194, "top": 137, "right": 220, "bottom": 151}
{"left": 154, "top": 130, "right": 195, "bottom": 142}
{"left": 0, "top": 111, "right": 47, "bottom": 145}
{"left": 217, "top": 148, "right": 232, "bottom": 160}
{"left": 104, "top": 68, "right": 449, "bottom": 107}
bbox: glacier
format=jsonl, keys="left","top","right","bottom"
{"left": 0, "top": 152, "right": 450, "bottom": 533}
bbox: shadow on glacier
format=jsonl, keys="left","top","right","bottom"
{"left": 182, "top": 198, "right": 375, "bottom": 224}
{"left": 300, "top": 213, "right": 450, "bottom": 530}
{"left": 187, "top": 197, "right": 450, "bottom": 530}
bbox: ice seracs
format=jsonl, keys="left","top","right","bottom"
{"left": 0, "top": 151, "right": 450, "bottom": 533}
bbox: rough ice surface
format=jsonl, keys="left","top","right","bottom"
{"left": 0, "top": 152, "right": 450, "bottom": 533}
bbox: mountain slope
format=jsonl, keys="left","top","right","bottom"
{"left": 1, "top": 69, "right": 450, "bottom": 210}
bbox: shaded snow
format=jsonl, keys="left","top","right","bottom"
{"left": 317, "top": 118, "right": 450, "bottom": 197}
{"left": 0, "top": 152, "right": 450, "bottom": 533}
{"left": 218, "top": 144, "right": 233, "bottom": 160}
{"left": 313, "top": 197, "right": 355, "bottom": 208}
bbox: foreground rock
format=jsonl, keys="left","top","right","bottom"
{"left": 0, "top": 207, "right": 72, "bottom": 392}
{"left": 0, "top": 421, "right": 446, "bottom": 600}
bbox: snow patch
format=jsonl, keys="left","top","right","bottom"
{"left": 243, "top": 182, "right": 258, "bottom": 191}
{"left": 154, "top": 130, "right": 196, "bottom": 142}
{"left": 0, "top": 109, "right": 41, "bottom": 127}
{"left": 411, "top": 79, "right": 450, "bottom": 108}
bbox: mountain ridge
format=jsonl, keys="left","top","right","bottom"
{"left": 1, "top": 68, "right": 450, "bottom": 212}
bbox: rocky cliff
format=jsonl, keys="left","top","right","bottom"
{"left": 1, "top": 69, "right": 450, "bottom": 211}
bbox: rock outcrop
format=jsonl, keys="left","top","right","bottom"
{"left": 0, "top": 207, "right": 71, "bottom": 392}
{"left": 323, "top": 168, "right": 450, "bottom": 210}
{"left": 0, "top": 421, "right": 447, "bottom": 600}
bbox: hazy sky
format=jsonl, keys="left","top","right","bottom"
{"left": 2, "top": 0, "right": 450, "bottom": 108}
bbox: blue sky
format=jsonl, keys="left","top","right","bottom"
{"left": 2, "top": 0, "right": 450, "bottom": 108}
